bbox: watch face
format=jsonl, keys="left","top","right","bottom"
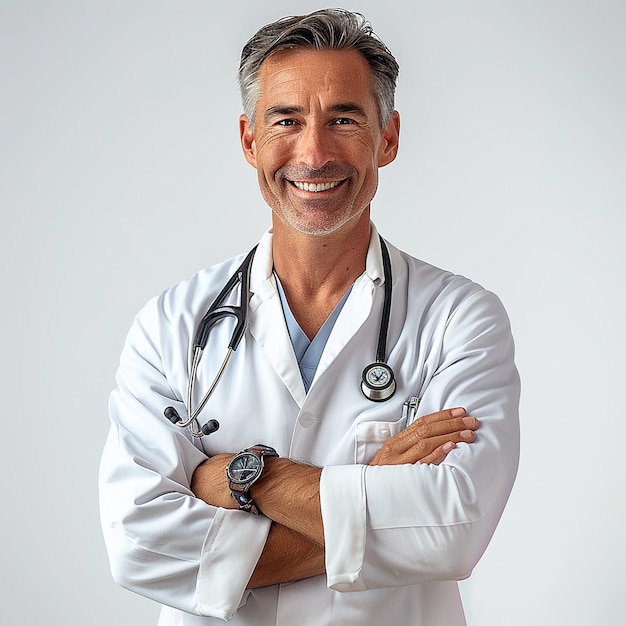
{"left": 363, "top": 363, "right": 393, "bottom": 389}
{"left": 228, "top": 452, "right": 261, "bottom": 484}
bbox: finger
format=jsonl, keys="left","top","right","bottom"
{"left": 418, "top": 441, "right": 456, "bottom": 466}
{"left": 410, "top": 415, "right": 479, "bottom": 441}
{"left": 393, "top": 429, "right": 477, "bottom": 465}
{"left": 369, "top": 408, "right": 479, "bottom": 466}
{"left": 389, "top": 412, "right": 478, "bottom": 454}
{"left": 389, "top": 407, "right": 466, "bottom": 446}
{"left": 418, "top": 407, "right": 467, "bottom": 425}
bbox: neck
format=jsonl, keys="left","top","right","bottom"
{"left": 271, "top": 216, "right": 371, "bottom": 339}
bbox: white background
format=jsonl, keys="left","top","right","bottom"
{"left": 1, "top": 1, "right": 624, "bottom": 624}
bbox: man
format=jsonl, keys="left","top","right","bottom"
{"left": 99, "top": 9, "right": 520, "bottom": 626}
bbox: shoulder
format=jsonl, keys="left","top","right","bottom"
{"left": 129, "top": 251, "right": 250, "bottom": 344}
{"left": 388, "top": 241, "right": 511, "bottom": 330}
{"left": 390, "top": 242, "right": 484, "bottom": 300}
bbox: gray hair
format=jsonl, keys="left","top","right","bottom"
{"left": 238, "top": 9, "right": 399, "bottom": 128}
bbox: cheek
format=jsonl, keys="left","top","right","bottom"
{"left": 355, "top": 133, "right": 380, "bottom": 159}
{"left": 255, "top": 141, "right": 292, "bottom": 183}
{"left": 337, "top": 132, "right": 379, "bottom": 170}
{"left": 254, "top": 131, "right": 293, "bottom": 158}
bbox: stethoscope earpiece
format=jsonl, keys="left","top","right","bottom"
{"left": 164, "top": 406, "right": 182, "bottom": 424}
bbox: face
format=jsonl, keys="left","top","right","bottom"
{"left": 240, "top": 48, "right": 400, "bottom": 237}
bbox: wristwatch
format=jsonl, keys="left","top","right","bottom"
{"left": 226, "top": 444, "right": 278, "bottom": 514}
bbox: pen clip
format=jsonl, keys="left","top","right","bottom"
{"left": 402, "top": 395, "right": 420, "bottom": 428}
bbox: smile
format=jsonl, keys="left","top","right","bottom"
{"left": 290, "top": 180, "right": 343, "bottom": 192}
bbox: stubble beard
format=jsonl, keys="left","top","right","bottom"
{"left": 266, "top": 164, "right": 373, "bottom": 237}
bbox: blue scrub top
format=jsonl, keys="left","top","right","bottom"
{"left": 274, "top": 274, "right": 352, "bottom": 392}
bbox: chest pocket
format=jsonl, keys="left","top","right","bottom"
{"left": 355, "top": 417, "right": 405, "bottom": 464}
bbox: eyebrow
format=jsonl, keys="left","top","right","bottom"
{"left": 264, "top": 105, "right": 303, "bottom": 122}
{"left": 328, "top": 102, "right": 368, "bottom": 117}
{"left": 263, "top": 102, "right": 368, "bottom": 123}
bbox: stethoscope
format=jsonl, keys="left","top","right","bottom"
{"left": 164, "top": 237, "right": 396, "bottom": 438}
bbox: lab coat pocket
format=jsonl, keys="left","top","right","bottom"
{"left": 355, "top": 418, "right": 404, "bottom": 464}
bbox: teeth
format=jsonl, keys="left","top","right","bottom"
{"left": 292, "top": 180, "right": 341, "bottom": 192}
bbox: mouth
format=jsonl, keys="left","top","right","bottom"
{"left": 289, "top": 180, "right": 345, "bottom": 193}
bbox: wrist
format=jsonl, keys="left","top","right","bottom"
{"left": 226, "top": 444, "right": 278, "bottom": 514}
{"left": 191, "top": 453, "right": 236, "bottom": 509}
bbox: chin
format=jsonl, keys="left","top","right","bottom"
{"left": 274, "top": 204, "right": 367, "bottom": 237}
{"left": 282, "top": 214, "right": 356, "bottom": 237}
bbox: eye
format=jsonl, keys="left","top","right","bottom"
{"left": 332, "top": 117, "right": 355, "bottom": 126}
{"left": 276, "top": 119, "right": 298, "bottom": 127}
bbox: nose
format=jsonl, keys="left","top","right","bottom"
{"left": 295, "top": 124, "right": 336, "bottom": 171}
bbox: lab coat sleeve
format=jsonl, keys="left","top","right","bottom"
{"left": 320, "top": 288, "right": 520, "bottom": 591}
{"left": 99, "top": 295, "right": 271, "bottom": 620}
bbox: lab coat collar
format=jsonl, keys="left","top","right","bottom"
{"left": 248, "top": 223, "right": 388, "bottom": 294}
{"left": 364, "top": 224, "right": 386, "bottom": 286}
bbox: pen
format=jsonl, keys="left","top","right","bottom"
{"left": 402, "top": 395, "right": 420, "bottom": 428}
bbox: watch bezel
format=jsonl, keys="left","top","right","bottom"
{"left": 226, "top": 451, "right": 262, "bottom": 485}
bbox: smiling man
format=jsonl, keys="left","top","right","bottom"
{"left": 243, "top": 47, "right": 398, "bottom": 238}
{"left": 100, "top": 9, "right": 520, "bottom": 626}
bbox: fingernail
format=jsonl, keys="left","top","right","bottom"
{"left": 443, "top": 442, "right": 455, "bottom": 452}
{"left": 460, "top": 430, "right": 474, "bottom": 440}
{"left": 462, "top": 416, "right": 476, "bottom": 427}
{"left": 450, "top": 408, "right": 466, "bottom": 417}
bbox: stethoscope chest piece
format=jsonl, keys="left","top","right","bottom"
{"left": 361, "top": 362, "right": 396, "bottom": 402}
{"left": 359, "top": 236, "right": 396, "bottom": 402}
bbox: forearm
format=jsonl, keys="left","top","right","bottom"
{"left": 192, "top": 455, "right": 325, "bottom": 588}
{"left": 191, "top": 410, "right": 476, "bottom": 547}
{"left": 251, "top": 458, "right": 324, "bottom": 546}
{"left": 247, "top": 522, "right": 325, "bottom": 588}
{"left": 192, "top": 454, "right": 324, "bottom": 544}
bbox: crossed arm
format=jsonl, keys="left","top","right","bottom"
{"left": 191, "top": 407, "right": 478, "bottom": 588}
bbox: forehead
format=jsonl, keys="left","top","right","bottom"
{"left": 257, "top": 48, "right": 375, "bottom": 107}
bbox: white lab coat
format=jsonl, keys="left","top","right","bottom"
{"left": 99, "top": 225, "right": 520, "bottom": 625}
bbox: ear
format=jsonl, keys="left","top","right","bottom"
{"left": 377, "top": 111, "right": 400, "bottom": 168}
{"left": 239, "top": 114, "right": 257, "bottom": 168}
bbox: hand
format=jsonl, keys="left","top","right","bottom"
{"left": 369, "top": 407, "right": 478, "bottom": 467}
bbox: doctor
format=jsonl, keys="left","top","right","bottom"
{"left": 99, "top": 9, "right": 520, "bottom": 626}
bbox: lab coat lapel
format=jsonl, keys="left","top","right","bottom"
{"left": 247, "top": 232, "right": 307, "bottom": 407}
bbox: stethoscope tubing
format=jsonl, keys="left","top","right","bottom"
{"left": 172, "top": 248, "right": 256, "bottom": 436}
{"left": 194, "top": 246, "right": 257, "bottom": 351}
{"left": 376, "top": 238, "right": 393, "bottom": 363}
{"left": 174, "top": 346, "right": 234, "bottom": 430}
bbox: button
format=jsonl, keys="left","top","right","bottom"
{"left": 298, "top": 412, "right": 317, "bottom": 428}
